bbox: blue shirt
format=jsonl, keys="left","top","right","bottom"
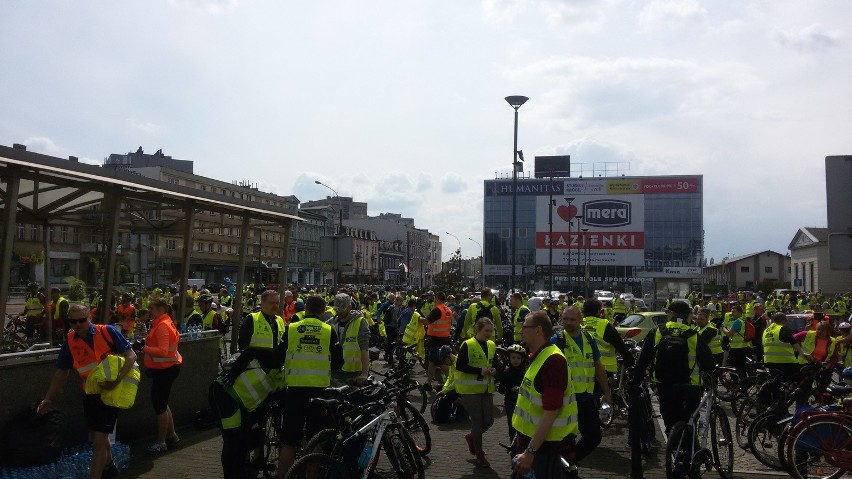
{"left": 398, "top": 308, "right": 414, "bottom": 335}
{"left": 56, "top": 324, "right": 131, "bottom": 370}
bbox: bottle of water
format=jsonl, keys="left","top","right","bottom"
{"left": 512, "top": 456, "right": 537, "bottom": 478}
{"left": 358, "top": 441, "right": 374, "bottom": 469}
{"left": 195, "top": 325, "right": 202, "bottom": 340}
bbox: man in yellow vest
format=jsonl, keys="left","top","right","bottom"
{"left": 512, "top": 311, "right": 578, "bottom": 478}
{"left": 510, "top": 292, "right": 531, "bottom": 344}
{"left": 557, "top": 306, "right": 612, "bottom": 469}
{"left": 327, "top": 293, "right": 370, "bottom": 387}
{"left": 421, "top": 291, "right": 454, "bottom": 390}
{"left": 721, "top": 305, "right": 750, "bottom": 378}
{"left": 762, "top": 312, "right": 805, "bottom": 382}
{"left": 462, "top": 288, "right": 503, "bottom": 344}
{"left": 610, "top": 291, "right": 627, "bottom": 322}
{"left": 582, "top": 298, "right": 635, "bottom": 400}
{"left": 695, "top": 308, "right": 723, "bottom": 366}
{"left": 631, "top": 300, "right": 713, "bottom": 436}
{"left": 22, "top": 282, "right": 45, "bottom": 341}
{"left": 278, "top": 295, "right": 344, "bottom": 478}
{"left": 50, "top": 287, "right": 69, "bottom": 340}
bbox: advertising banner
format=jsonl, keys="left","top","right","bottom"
{"left": 535, "top": 192, "right": 645, "bottom": 266}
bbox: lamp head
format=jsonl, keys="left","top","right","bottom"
{"left": 505, "top": 95, "right": 529, "bottom": 109}
{"left": 314, "top": 180, "right": 321, "bottom": 185}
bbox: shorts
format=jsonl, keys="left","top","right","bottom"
{"left": 83, "top": 393, "right": 119, "bottom": 434}
{"left": 426, "top": 336, "right": 450, "bottom": 364}
{"left": 279, "top": 387, "right": 331, "bottom": 447}
{"left": 149, "top": 365, "right": 181, "bottom": 414}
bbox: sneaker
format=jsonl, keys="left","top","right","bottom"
{"left": 147, "top": 443, "right": 167, "bottom": 455}
{"left": 464, "top": 433, "right": 476, "bottom": 456}
{"left": 166, "top": 433, "right": 180, "bottom": 445}
{"left": 474, "top": 452, "right": 490, "bottom": 468}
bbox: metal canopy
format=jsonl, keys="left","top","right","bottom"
{"left": 0, "top": 144, "right": 301, "bottom": 347}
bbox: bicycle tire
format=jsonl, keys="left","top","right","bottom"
{"left": 666, "top": 421, "right": 693, "bottom": 479}
{"left": 262, "top": 407, "right": 283, "bottom": 479}
{"left": 747, "top": 411, "right": 785, "bottom": 470}
{"left": 735, "top": 395, "right": 760, "bottom": 450}
{"left": 776, "top": 422, "right": 790, "bottom": 473}
{"left": 405, "top": 381, "right": 428, "bottom": 414}
{"left": 396, "top": 399, "right": 432, "bottom": 455}
{"left": 384, "top": 430, "right": 425, "bottom": 479}
{"left": 642, "top": 384, "right": 656, "bottom": 441}
{"left": 302, "top": 428, "right": 341, "bottom": 456}
{"left": 785, "top": 415, "right": 852, "bottom": 479}
{"left": 285, "top": 452, "right": 348, "bottom": 479}
{"left": 710, "top": 405, "right": 734, "bottom": 479}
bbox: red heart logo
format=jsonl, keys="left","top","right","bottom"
{"left": 556, "top": 204, "right": 578, "bottom": 222}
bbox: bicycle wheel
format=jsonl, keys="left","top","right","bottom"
{"left": 786, "top": 416, "right": 852, "bottom": 479}
{"left": 642, "top": 385, "right": 656, "bottom": 441}
{"left": 302, "top": 428, "right": 341, "bottom": 456}
{"left": 665, "top": 421, "right": 693, "bottom": 479}
{"left": 396, "top": 400, "right": 432, "bottom": 455}
{"left": 262, "top": 407, "right": 283, "bottom": 479}
{"left": 285, "top": 452, "right": 347, "bottom": 479}
{"left": 735, "top": 396, "right": 760, "bottom": 450}
{"left": 747, "top": 412, "right": 785, "bottom": 470}
{"left": 710, "top": 405, "right": 734, "bottom": 479}
{"left": 777, "top": 423, "right": 791, "bottom": 473}
{"left": 383, "top": 431, "right": 425, "bottom": 479}
{"left": 405, "top": 380, "right": 428, "bottom": 414}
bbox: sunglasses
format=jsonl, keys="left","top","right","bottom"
{"left": 68, "top": 317, "right": 88, "bottom": 325}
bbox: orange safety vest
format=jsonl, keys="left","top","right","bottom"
{"left": 144, "top": 314, "right": 183, "bottom": 369}
{"left": 117, "top": 304, "right": 136, "bottom": 335}
{"left": 68, "top": 325, "right": 116, "bottom": 389}
{"left": 427, "top": 303, "right": 453, "bottom": 338}
{"left": 283, "top": 300, "right": 296, "bottom": 322}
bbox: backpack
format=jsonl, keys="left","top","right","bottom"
{"left": 0, "top": 406, "right": 63, "bottom": 467}
{"left": 430, "top": 394, "right": 468, "bottom": 424}
{"left": 738, "top": 319, "right": 756, "bottom": 342}
{"left": 474, "top": 302, "right": 494, "bottom": 321}
{"left": 653, "top": 326, "right": 697, "bottom": 384}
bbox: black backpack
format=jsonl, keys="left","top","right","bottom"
{"left": 474, "top": 302, "right": 494, "bottom": 321}
{"left": 0, "top": 406, "right": 63, "bottom": 466}
{"left": 653, "top": 326, "right": 697, "bottom": 384}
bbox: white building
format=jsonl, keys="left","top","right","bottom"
{"left": 788, "top": 227, "right": 852, "bottom": 295}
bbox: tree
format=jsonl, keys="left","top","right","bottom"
{"left": 434, "top": 250, "right": 464, "bottom": 292}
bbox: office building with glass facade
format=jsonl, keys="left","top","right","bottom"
{"left": 482, "top": 175, "right": 703, "bottom": 303}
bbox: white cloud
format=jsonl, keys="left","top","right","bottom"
{"left": 167, "top": 0, "right": 239, "bottom": 14}
{"left": 127, "top": 118, "right": 164, "bottom": 133}
{"left": 638, "top": 0, "right": 707, "bottom": 31}
{"left": 416, "top": 173, "right": 433, "bottom": 191}
{"left": 441, "top": 173, "right": 467, "bottom": 193}
{"left": 774, "top": 24, "right": 840, "bottom": 51}
{"left": 23, "top": 136, "right": 61, "bottom": 155}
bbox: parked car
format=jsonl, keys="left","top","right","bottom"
{"left": 595, "top": 290, "right": 614, "bottom": 303}
{"left": 615, "top": 312, "right": 668, "bottom": 342}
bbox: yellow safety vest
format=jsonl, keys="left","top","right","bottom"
{"left": 561, "top": 332, "right": 596, "bottom": 395}
{"left": 512, "top": 344, "right": 578, "bottom": 441}
{"left": 84, "top": 355, "right": 140, "bottom": 409}
{"left": 54, "top": 296, "right": 68, "bottom": 321}
{"left": 25, "top": 294, "right": 43, "bottom": 317}
{"left": 283, "top": 317, "right": 332, "bottom": 387}
{"left": 339, "top": 316, "right": 365, "bottom": 373}
{"left": 513, "top": 306, "right": 530, "bottom": 342}
{"left": 583, "top": 316, "right": 616, "bottom": 373}
{"left": 441, "top": 362, "right": 457, "bottom": 394}
{"left": 248, "top": 312, "right": 284, "bottom": 349}
{"left": 728, "top": 317, "right": 749, "bottom": 349}
{"left": 454, "top": 338, "right": 496, "bottom": 394}
{"left": 653, "top": 322, "right": 701, "bottom": 386}
{"left": 762, "top": 322, "right": 797, "bottom": 364}
{"left": 611, "top": 298, "right": 626, "bottom": 315}
{"left": 202, "top": 310, "right": 218, "bottom": 330}
{"left": 799, "top": 330, "right": 837, "bottom": 365}
{"left": 231, "top": 359, "right": 277, "bottom": 412}
{"left": 697, "top": 323, "right": 723, "bottom": 356}
{"left": 402, "top": 312, "right": 424, "bottom": 346}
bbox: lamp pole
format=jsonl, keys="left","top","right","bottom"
{"left": 582, "top": 227, "right": 590, "bottom": 297}
{"left": 446, "top": 232, "right": 461, "bottom": 289}
{"left": 467, "top": 237, "right": 483, "bottom": 288}
{"left": 315, "top": 180, "right": 343, "bottom": 287}
{"left": 505, "top": 95, "right": 528, "bottom": 294}
{"left": 565, "top": 197, "right": 574, "bottom": 294}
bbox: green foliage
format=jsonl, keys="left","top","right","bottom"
{"left": 117, "top": 264, "right": 130, "bottom": 284}
{"left": 63, "top": 276, "right": 87, "bottom": 301}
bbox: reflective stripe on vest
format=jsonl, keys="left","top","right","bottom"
{"left": 697, "top": 324, "right": 723, "bottom": 355}
{"left": 402, "top": 312, "right": 422, "bottom": 346}
{"left": 232, "top": 359, "right": 275, "bottom": 412}
{"left": 799, "top": 330, "right": 836, "bottom": 365}
{"left": 762, "top": 323, "right": 797, "bottom": 364}
{"left": 562, "top": 332, "right": 596, "bottom": 395}
{"left": 54, "top": 297, "right": 68, "bottom": 321}
{"left": 339, "top": 316, "right": 365, "bottom": 373}
{"left": 427, "top": 304, "right": 452, "bottom": 338}
{"left": 144, "top": 314, "right": 183, "bottom": 369}
{"left": 653, "top": 322, "right": 700, "bottom": 386}
{"left": 68, "top": 325, "right": 114, "bottom": 387}
{"left": 454, "top": 338, "right": 496, "bottom": 394}
{"left": 283, "top": 317, "right": 332, "bottom": 387}
{"left": 512, "top": 344, "right": 578, "bottom": 441}
{"left": 728, "top": 318, "right": 749, "bottom": 349}
{"left": 248, "top": 312, "right": 285, "bottom": 349}
{"left": 25, "top": 294, "right": 42, "bottom": 317}
{"left": 513, "top": 307, "right": 530, "bottom": 342}
{"left": 583, "top": 317, "right": 615, "bottom": 373}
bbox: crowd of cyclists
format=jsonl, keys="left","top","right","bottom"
{"left": 11, "top": 280, "right": 852, "bottom": 478}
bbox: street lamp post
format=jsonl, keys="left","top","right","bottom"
{"left": 446, "top": 232, "right": 461, "bottom": 289}
{"left": 582, "top": 227, "right": 590, "bottom": 297}
{"left": 565, "top": 197, "right": 574, "bottom": 293}
{"left": 315, "top": 180, "right": 344, "bottom": 287}
{"left": 505, "top": 95, "right": 528, "bottom": 294}
{"left": 467, "top": 237, "right": 483, "bottom": 289}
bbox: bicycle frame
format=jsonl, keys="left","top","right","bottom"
{"left": 340, "top": 408, "right": 396, "bottom": 479}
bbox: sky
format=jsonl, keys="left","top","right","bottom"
{"left": 1, "top": 0, "right": 849, "bottom": 265}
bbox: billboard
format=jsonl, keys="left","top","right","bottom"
{"left": 536, "top": 194, "right": 645, "bottom": 266}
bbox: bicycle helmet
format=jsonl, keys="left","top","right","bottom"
{"left": 437, "top": 345, "right": 453, "bottom": 363}
{"left": 840, "top": 322, "right": 851, "bottom": 331}
{"left": 198, "top": 294, "right": 214, "bottom": 303}
{"left": 507, "top": 344, "right": 527, "bottom": 356}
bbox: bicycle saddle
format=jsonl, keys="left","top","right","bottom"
{"left": 827, "top": 384, "right": 852, "bottom": 398}
{"left": 310, "top": 397, "right": 341, "bottom": 409}
{"left": 325, "top": 385, "right": 350, "bottom": 399}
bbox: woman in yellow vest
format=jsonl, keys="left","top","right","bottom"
{"left": 794, "top": 320, "right": 838, "bottom": 366}
{"left": 455, "top": 317, "right": 497, "bottom": 468}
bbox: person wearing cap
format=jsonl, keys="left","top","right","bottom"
{"left": 631, "top": 300, "right": 713, "bottom": 435}
{"left": 326, "top": 293, "right": 370, "bottom": 386}
{"left": 197, "top": 294, "right": 221, "bottom": 331}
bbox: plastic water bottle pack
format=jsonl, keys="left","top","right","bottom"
{"left": 0, "top": 442, "right": 130, "bottom": 479}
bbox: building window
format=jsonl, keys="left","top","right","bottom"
{"left": 30, "top": 225, "right": 40, "bottom": 241}
{"left": 166, "top": 239, "right": 176, "bottom": 250}
{"left": 500, "top": 228, "right": 510, "bottom": 239}
{"left": 208, "top": 243, "right": 214, "bottom": 253}
{"left": 740, "top": 266, "right": 750, "bottom": 273}
{"left": 200, "top": 185, "right": 206, "bottom": 191}
{"left": 764, "top": 266, "right": 773, "bottom": 273}
{"left": 168, "top": 177, "right": 178, "bottom": 185}
{"left": 60, "top": 226, "right": 69, "bottom": 243}
{"left": 218, "top": 244, "right": 223, "bottom": 253}
{"left": 197, "top": 242, "right": 204, "bottom": 252}
{"left": 16, "top": 223, "right": 24, "bottom": 240}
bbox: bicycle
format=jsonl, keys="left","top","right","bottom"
{"left": 498, "top": 441, "right": 578, "bottom": 478}
{"left": 665, "top": 368, "right": 734, "bottom": 479}
{"left": 286, "top": 381, "right": 425, "bottom": 479}
{"left": 783, "top": 402, "right": 852, "bottom": 479}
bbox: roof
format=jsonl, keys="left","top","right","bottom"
{"left": 716, "top": 250, "right": 788, "bottom": 264}
{"left": 788, "top": 227, "right": 829, "bottom": 250}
